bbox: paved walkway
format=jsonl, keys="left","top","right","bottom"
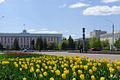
{"left": 37, "top": 52, "right": 120, "bottom": 61}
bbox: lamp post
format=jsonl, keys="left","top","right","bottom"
{"left": 82, "top": 28, "right": 86, "bottom": 53}
{"left": 0, "top": 16, "right": 4, "bottom": 21}
{"left": 106, "top": 20, "right": 115, "bottom": 50}
{"left": 0, "top": 16, "right": 4, "bottom": 51}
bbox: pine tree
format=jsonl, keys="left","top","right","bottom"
{"left": 68, "top": 35, "right": 75, "bottom": 50}
{"left": 89, "top": 37, "right": 102, "bottom": 50}
{"left": 114, "top": 38, "right": 120, "bottom": 48}
{"left": 43, "top": 38, "right": 47, "bottom": 50}
{"left": 30, "top": 39, "right": 35, "bottom": 49}
{"left": 0, "top": 43, "right": 3, "bottom": 50}
{"left": 35, "top": 37, "right": 43, "bottom": 51}
{"left": 12, "top": 38, "right": 20, "bottom": 50}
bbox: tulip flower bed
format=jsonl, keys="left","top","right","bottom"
{"left": 0, "top": 54, "right": 120, "bottom": 80}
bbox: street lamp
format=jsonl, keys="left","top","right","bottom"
{"left": 106, "top": 20, "right": 115, "bottom": 50}
{"left": 82, "top": 28, "right": 86, "bottom": 53}
{"left": 0, "top": 16, "right": 4, "bottom": 20}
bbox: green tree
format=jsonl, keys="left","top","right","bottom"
{"left": 75, "top": 40, "right": 82, "bottom": 50}
{"left": 35, "top": 37, "right": 43, "bottom": 51}
{"left": 43, "top": 38, "right": 47, "bottom": 50}
{"left": 12, "top": 38, "right": 20, "bottom": 50}
{"left": 89, "top": 37, "right": 102, "bottom": 50}
{"left": 30, "top": 39, "right": 35, "bottom": 49}
{"left": 61, "top": 38, "right": 68, "bottom": 50}
{"left": 54, "top": 41, "right": 59, "bottom": 50}
{"left": 101, "top": 39, "right": 110, "bottom": 50}
{"left": 114, "top": 38, "right": 120, "bottom": 48}
{"left": 68, "top": 35, "right": 75, "bottom": 50}
{"left": 0, "top": 43, "right": 3, "bottom": 50}
{"left": 47, "top": 42, "right": 55, "bottom": 50}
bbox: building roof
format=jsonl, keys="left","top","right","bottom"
{"left": 0, "top": 30, "right": 62, "bottom": 37}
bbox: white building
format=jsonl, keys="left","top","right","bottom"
{"left": 0, "top": 30, "right": 62, "bottom": 49}
{"left": 100, "top": 31, "right": 120, "bottom": 49}
{"left": 90, "top": 30, "right": 107, "bottom": 39}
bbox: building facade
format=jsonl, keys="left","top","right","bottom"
{"left": 100, "top": 31, "right": 120, "bottom": 49}
{"left": 90, "top": 30, "right": 107, "bottom": 39}
{"left": 0, "top": 30, "right": 62, "bottom": 49}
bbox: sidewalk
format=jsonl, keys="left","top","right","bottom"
{"left": 37, "top": 52, "right": 120, "bottom": 61}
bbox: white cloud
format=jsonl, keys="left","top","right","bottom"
{"left": 27, "top": 29, "right": 36, "bottom": 32}
{"left": 64, "top": 34, "right": 79, "bottom": 39}
{"left": 59, "top": 4, "right": 67, "bottom": 8}
{"left": 27, "top": 29, "right": 59, "bottom": 34}
{"left": 0, "top": 0, "right": 5, "bottom": 4}
{"left": 36, "top": 31, "right": 59, "bottom": 34}
{"left": 83, "top": 6, "right": 120, "bottom": 16}
{"left": 69, "top": 2, "right": 89, "bottom": 9}
{"left": 40, "top": 28, "right": 48, "bottom": 31}
{"left": 102, "top": 0, "right": 120, "bottom": 3}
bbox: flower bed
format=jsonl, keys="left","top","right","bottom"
{"left": 0, "top": 54, "right": 120, "bottom": 80}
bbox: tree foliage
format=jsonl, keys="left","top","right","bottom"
{"left": 35, "top": 37, "right": 43, "bottom": 51}
{"left": 89, "top": 37, "right": 102, "bottom": 50}
{"left": 43, "top": 38, "right": 47, "bottom": 50}
{"left": 114, "top": 38, "right": 120, "bottom": 48}
{"left": 30, "top": 39, "right": 35, "bottom": 50}
{"left": 0, "top": 43, "right": 3, "bottom": 50}
{"left": 47, "top": 42, "right": 56, "bottom": 50}
{"left": 101, "top": 39, "right": 110, "bottom": 50}
{"left": 12, "top": 38, "right": 20, "bottom": 50}
{"left": 68, "top": 35, "right": 75, "bottom": 50}
{"left": 61, "top": 38, "right": 68, "bottom": 50}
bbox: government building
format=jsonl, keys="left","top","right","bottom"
{"left": 90, "top": 30, "right": 107, "bottom": 39}
{"left": 100, "top": 31, "right": 120, "bottom": 49}
{"left": 0, "top": 30, "right": 62, "bottom": 49}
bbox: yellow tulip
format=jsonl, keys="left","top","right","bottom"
{"left": 64, "top": 70, "right": 69, "bottom": 74}
{"left": 100, "top": 77, "right": 105, "bottom": 80}
{"left": 62, "top": 73, "right": 66, "bottom": 79}
{"left": 117, "top": 66, "right": 120, "bottom": 71}
{"left": 41, "top": 68, "right": 44, "bottom": 72}
{"left": 51, "top": 70, "right": 54, "bottom": 73}
{"left": 36, "top": 64, "right": 40, "bottom": 68}
{"left": 80, "top": 74, "right": 84, "bottom": 80}
{"left": 89, "top": 69, "right": 93, "bottom": 75}
{"left": 80, "top": 65, "right": 83, "bottom": 69}
{"left": 78, "top": 70, "right": 82, "bottom": 75}
{"left": 50, "top": 77, "right": 54, "bottom": 80}
{"left": 36, "top": 69, "right": 40, "bottom": 73}
{"left": 23, "top": 77, "right": 26, "bottom": 80}
{"left": 43, "top": 72, "right": 47, "bottom": 76}
{"left": 2, "top": 61, "right": 9, "bottom": 65}
{"left": 84, "top": 65, "right": 88, "bottom": 70}
{"left": 20, "top": 68, "right": 22, "bottom": 71}
{"left": 109, "top": 67, "right": 114, "bottom": 73}
{"left": 49, "top": 66, "right": 52, "bottom": 70}
{"left": 73, "top": 72, "right": 77, "bottom": 76}
{"left": 72, "top": 78, "right": 76, "bottom": 80}
{"left": 45, "top": 66, "right": 48, "bottom": 69}
{"left": 30, "top": 67, "right": 34, "bottom": 73}
{"left": 39, "top": 74, "right": 43, "bottom": 78}
{"left": 92, "top": 66, "right": 97, "bottom": 72}
{"left": 91, "top": 75, "right": 96, "bottom": 80}
{"left": 55, "top": 70, "right": 61, "bottom": 76}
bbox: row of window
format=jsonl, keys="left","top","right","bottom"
{"left": 3, "top": 45, "right": 30, "bottom": 49}
{"left": 0, "top": 37, "right": 58, "bottom": 44}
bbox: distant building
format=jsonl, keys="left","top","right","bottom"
{"left": 100, "top": 31, "right": 120, "bottom": 49}
{"left": 75, "top": 38, "right": 90, "bottom": 42}
{"left": 90, "top": 30, "right": 107, "bottom": 39}
{"left": 0, "top": 30, "right": 62, "bottom": 49}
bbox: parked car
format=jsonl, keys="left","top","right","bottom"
{"left": 22, "top": 49, "right": 27, "bottom": 52}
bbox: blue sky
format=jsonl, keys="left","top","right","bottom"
{"left": 0, "top": 0, "right": 120, "bottom": 39}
